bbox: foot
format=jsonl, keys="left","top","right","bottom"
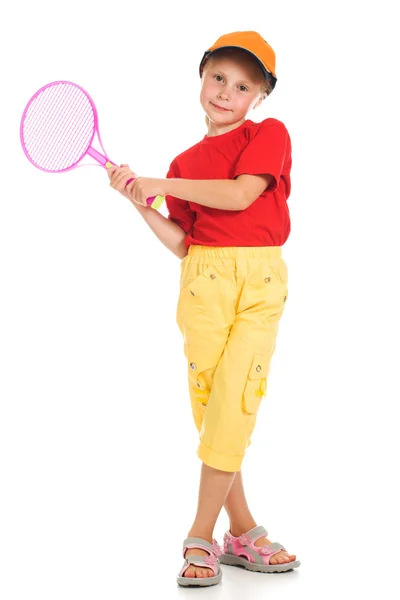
{"left": 183, "top": 535, "right": 216, "bottom": 579}
{"left": 254, "top": 535, "right": 296, "bottom": 564}
{"left": 230, "top": 527, "right": 296, "bottom": 565}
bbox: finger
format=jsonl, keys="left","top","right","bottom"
{"left": 114, "top": 171, "right": 136, "bottom": 190}
{"left": 110, "top": 167, "right": 133, "bottom": 188}
{"left": 124, "top": 174, "right": 139, "bottom": 193}
{"left": 107, "top": 165, "right": 118, "bottom": 179}
{"left": 125, "top": 173, "right": 138, "bottom": 190}
{"left": 126, "top": 178, "right": 138, "bottom": 198}
{"left": 126, "top": 179, "right": 147, "bottom": 206}
{"left": 108, "top": 165, "right": 125, "bottom": 180}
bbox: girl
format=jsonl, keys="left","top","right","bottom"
{"left": 108, "top": 30, "right": 300, "bottom": 587}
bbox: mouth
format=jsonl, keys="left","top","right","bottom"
{"left": 211, "top": 102, "right": 231, "bottom": 112}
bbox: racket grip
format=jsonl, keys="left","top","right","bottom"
{"left": 146, "top": 195, "right": 165, "bottom": 209}
{"left": 124, "top": 177, "right": 164, "bottom": 209}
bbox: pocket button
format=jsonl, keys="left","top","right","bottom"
{"left": 264, "top": 276, "right": 271, "bottom": 283}
{"left": 190, "top": 362, "right": 196, "bottom": 370}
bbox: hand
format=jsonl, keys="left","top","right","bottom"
{"left": 126, "top": 176, "right": 166, "bottom": 207}
{"left": 107, "top": 164, "right": 137, "bottom": 196}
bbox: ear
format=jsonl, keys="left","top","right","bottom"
{"left": 252, "top": 95, "right": 264, "bottom": 110}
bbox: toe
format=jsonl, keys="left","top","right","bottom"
{"left": 266, "top": 548, "right": 297, "bottom": 565}
{"left": 276, "top": 552, "right": 286, "bottom": 563}
{"left": 284, "top": 552, "right": 296, "bottom": 562}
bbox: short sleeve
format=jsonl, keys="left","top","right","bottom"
{"left": 165, "top": 160, "right": 196, "bottom": 235}
{"left": 232, "top": 120, "right": 291, "bottom": 193}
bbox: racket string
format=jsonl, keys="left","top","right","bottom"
{"left": 38, "top": 86, "right": 84, "bottom": 169}
{"left": 28, "top": 85, "right": 77, "bottom": 163}
{"left": 56, "top": 106, "right": 93, "bottom": 171}
{"left": 44, "top": 94, "right": 89, "bottom": 171}
{"left": 22, "top": 82, "right": 95, "bottom": 172}
{"left": 41, "top": 88, "right": 93, "bottom": 170}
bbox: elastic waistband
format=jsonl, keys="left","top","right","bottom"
{"left": 187, "top": 245, "right": 282, "bottom": 261}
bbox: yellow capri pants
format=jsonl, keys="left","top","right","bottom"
{"left": 176, "top": 245, "right": 288, "bottom": 473}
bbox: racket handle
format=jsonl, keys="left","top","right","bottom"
{"left": 124, "top": 177, "right": 165, "bottom": 209}
{"left": 105, "top": 166, "right": 164, "bottom": 210}
{"left": 147, "top": 195, "right": 165, "bottom": 209}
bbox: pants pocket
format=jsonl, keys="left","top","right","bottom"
{"left": 277, "top": 258, "right": 289, "bottom": 285}
{"left": 242, "top": 352, "right": 270, "bottom": 415}
{"left": 181, "top": 263, "right": 228, "bottom": 294}
{"left": 184, "top": 344, "right": 222, "bottom": 407}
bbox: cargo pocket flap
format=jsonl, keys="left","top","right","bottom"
{"left": 184, "top": 344, "right": 222, "bottom": 391}
{"left": 243, "top": 352, "right": 269, "bottom": 415}
{"left": 247, "top": 353, "right": 269, "bottom": 380}
{"left": 181, "top": 265, "right": 221, "bottom": 292}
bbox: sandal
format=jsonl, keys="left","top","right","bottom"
{"left": 219, "top": 525, "right": 301, "bottom": 573}
{"left": 177, "top": 536, "right": 223, "bottom": 587}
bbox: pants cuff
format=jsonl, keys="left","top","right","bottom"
{"left": 197, "top": 441, "right": 244, "bottom": 472}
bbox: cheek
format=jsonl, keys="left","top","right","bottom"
{"left": 199, "top": 88, "right": 208, "bottom": 106}
{"left": 202, "top": 80, "right": 219, "bottom": 98}
{"left": 239, "top": 95, "right": 256, "bottom": 109}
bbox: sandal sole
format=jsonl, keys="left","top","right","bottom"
{"left": 177, "top": 571, "right": 222, "bottom": 587}
{"left": 220, "top": 553, "right": 300, "bottom": 573}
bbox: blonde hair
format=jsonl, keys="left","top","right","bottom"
{"left": 202, "top": 47, "right": 275, "bottom": 127}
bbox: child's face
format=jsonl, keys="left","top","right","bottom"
{"left": 200, "top": 55, "right": 265, "bottom": 124}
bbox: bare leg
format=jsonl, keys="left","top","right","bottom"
{"left": 223, "top": 469, "right": 296, "bottom": 564}
{"left": 183, "top": 463, "right": 236, "bottom": 579}
{"left": 224, "top": 469, "right": 257, "bottom": 534}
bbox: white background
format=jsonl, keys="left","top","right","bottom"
{"left": 1, "top": 1, "right": 399, "bottom": 598}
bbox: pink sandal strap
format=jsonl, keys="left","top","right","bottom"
{"left": 179, "top": 536, "right": 222, "bottom": 578}
{"left": 182, "top": 537, "right": 222, "bottom": 558}
{"left": 179, "top": 553, "right": 220, "bottom": 578}
{"left": 223, "top": 526, "right": 288, "bottom": 566}
{"left": 256, "top": 542, "right": 287, "bottom": 564}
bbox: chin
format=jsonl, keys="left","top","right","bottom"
{"left": 209, "top": 109, "right": 235, "bottom": 121}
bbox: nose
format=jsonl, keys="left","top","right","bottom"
{"left": 218, "top": 91, "right": 229, "bottom": 100}
{"left": 217, "top": 89, "right": 230, "bottom": 101}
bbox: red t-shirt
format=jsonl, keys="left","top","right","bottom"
{"left": 165, "top": 118, "right": 292, "bottom": 249}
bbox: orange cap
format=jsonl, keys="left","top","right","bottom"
{"left": 199, "top": 31, "right": 277, "bottom": 90}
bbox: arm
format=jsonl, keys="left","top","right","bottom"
{"left": 119, "top": 187, "right": 188, "bottom": 259}
{"left": 164, "top": 173, "right": 273, "bottom": 210}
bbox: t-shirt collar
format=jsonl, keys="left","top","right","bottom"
{"left": 201, "top": 119, "right": 252, "bottom": 143}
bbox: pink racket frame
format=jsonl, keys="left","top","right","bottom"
{"left": 20, "top": 80, "right": 164, "bottom": 207}
{"left": 20, "top": 80, "right": 115, "bottom": 174}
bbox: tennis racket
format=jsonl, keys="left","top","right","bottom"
{"left": 20, "top": 80, "right": 164, "bottom": 209}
